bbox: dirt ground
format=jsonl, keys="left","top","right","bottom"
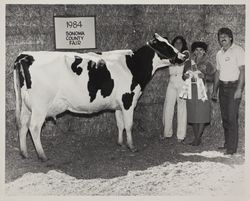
{"left": 5, "top": 112, "right": 245, "bottom": 186}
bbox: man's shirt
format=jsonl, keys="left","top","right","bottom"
{"left": 216, "top": 43, "right": 245, "bottom": 81}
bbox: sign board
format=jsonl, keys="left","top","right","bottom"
{"left": 54, "top": 16, "right": 96, "bottom": 50}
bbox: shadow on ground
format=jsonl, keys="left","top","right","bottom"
{"left": 5, "top": 121, "right": 245, "bottom": 183}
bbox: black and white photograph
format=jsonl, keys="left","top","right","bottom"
{"left": 1, "top": 0, "right": 249, "bottom": 199}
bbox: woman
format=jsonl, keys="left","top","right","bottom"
{"left": 162, "top": 36, "right": 188, "bottom": 143}
{"left": 182, "top": 41, "right": 216, "bottom": 146}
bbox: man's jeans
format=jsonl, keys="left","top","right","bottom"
{"left": 219, "top": 81, "right": 241, "bottom": 153}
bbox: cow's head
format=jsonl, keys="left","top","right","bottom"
{"left": 147, "top": 33, "right": 187, "bottom": 61}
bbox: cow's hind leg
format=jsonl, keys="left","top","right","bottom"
{"left": 115, "top": 110, "right": 125, "bottom": 147}
{"left": 122, "top": 109, "right": 138, "bottom": 152}
{"left": 18, "top": 103, "right": 31, "bottom": 158}
{"left": 29, "top": 110, "right": 47, "bottom": 161}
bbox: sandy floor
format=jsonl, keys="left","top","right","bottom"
{"left": 5, "top": 151, "right": 245, "bottom": 196}
{"left": 5, "top": 104, "right": 245, "bottom": 196}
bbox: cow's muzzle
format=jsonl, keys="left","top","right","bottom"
{"left": 177, "top": 50, "right": 190, "bottom": 61}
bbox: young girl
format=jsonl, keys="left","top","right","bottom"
{"left": 162, "top": 36, "right": 188, "bottom": 143}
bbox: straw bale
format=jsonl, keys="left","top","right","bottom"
{"left": 5, "top": 4, "right": 245, "bottom": 138}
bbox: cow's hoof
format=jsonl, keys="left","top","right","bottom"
{"left": 159, "top": 136, "right": 165, "bottom": 141}
{"left": 38, "top": 156, "right": 49, "bottom": 162}
{"left": 129, "top": 147, "right": 138, "bottom": 153}
{"left": 20, "top": 152, "right": 28, "bottom": 159}
{"left": 159, "top": 135, "right": 171, "bottom": 141}
{"left": 117, "top": 143, "right": 126, "bottom": 148}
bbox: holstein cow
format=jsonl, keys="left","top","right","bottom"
{"left": 14, "top": 33, "right": 187, "bottom": 161}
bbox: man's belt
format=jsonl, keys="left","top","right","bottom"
{"left": 219, "top": 80, "right": 238, "bottom": 85}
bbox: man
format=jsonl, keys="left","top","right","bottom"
{"left": 212, "top": 27, "right": 245, "bottom": 155}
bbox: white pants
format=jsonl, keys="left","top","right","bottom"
{"left": 163, "top": 74, "right": 187, "bottom": 140}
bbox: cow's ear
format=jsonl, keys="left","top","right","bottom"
{"left": 154, "top": 33, "right": 159, "bottom": 38}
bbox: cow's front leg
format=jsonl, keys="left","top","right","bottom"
{"left": 122, "top": 109, "right": 138, "bottom": 152}
{"left": 115, "top": 110, "right": 125, "bottom": 147}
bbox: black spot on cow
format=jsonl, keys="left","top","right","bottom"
{"left": 149, "top": 37, "right": 177, "bottom": 60}
{"left": 96, "top": 52, "right": 102, "bottom": 55}
{"left": 87, "top": 59, "right": 114, "bottom": 102}
{"left": 71, "top": 56, "right": 83, "bottom": 75}
{"left": 14, "top": 54, "right": 28, "bottom": 65}
{"left": 14, "top": 54, "right": 34, "bottom": 89}
{"left": 122, "top": 92, "right": 135, "bottom": 110}
{"left": 169, "top": 56, "right": 183, "bottom": 65}
{"left": 170, "top": 50, "right": 190, "bottom": 65}
{"left": 126, "top": 46, "right": 155, "bottom": 91}
{"left": 20, "top": 59, "right": 33, "bottom": 89}
{"left": 14, "top": 62, "right": 25, "bottom": 88}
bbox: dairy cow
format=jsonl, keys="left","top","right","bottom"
{"left": 14, "top": 33, "right": 187, "bottom": 161}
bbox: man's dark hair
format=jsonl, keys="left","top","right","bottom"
{"left": 171, "top": 36, "right": 188, "bottom": 52}
{"left": 217, "top": 27, "right": 234, "bottom": 43}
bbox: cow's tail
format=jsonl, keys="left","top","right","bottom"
{"left": 13, "top": 62, "right": 22, "bottom": 129}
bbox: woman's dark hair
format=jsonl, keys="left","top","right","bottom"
{"left": 217, "top": 27, "right": 234, "bottom": 43}
{"left": 191, "top": 41, "right": 208, "bottom": 52}
{"left": 171, "top": 36, "right": 188, "bottom": 52}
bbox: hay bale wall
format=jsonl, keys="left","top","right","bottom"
{"left": 6, "top": 4, "right": 245, "bottom": 138}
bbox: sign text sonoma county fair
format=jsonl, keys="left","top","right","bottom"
{"left": 66, "top": 31, "right": 85, "bottom": 45}
{"left": 54, "top": 17, "right": 96, "bottom": 49}
{"left": 66, "top": 21, "right": 85, "bottom": 45}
